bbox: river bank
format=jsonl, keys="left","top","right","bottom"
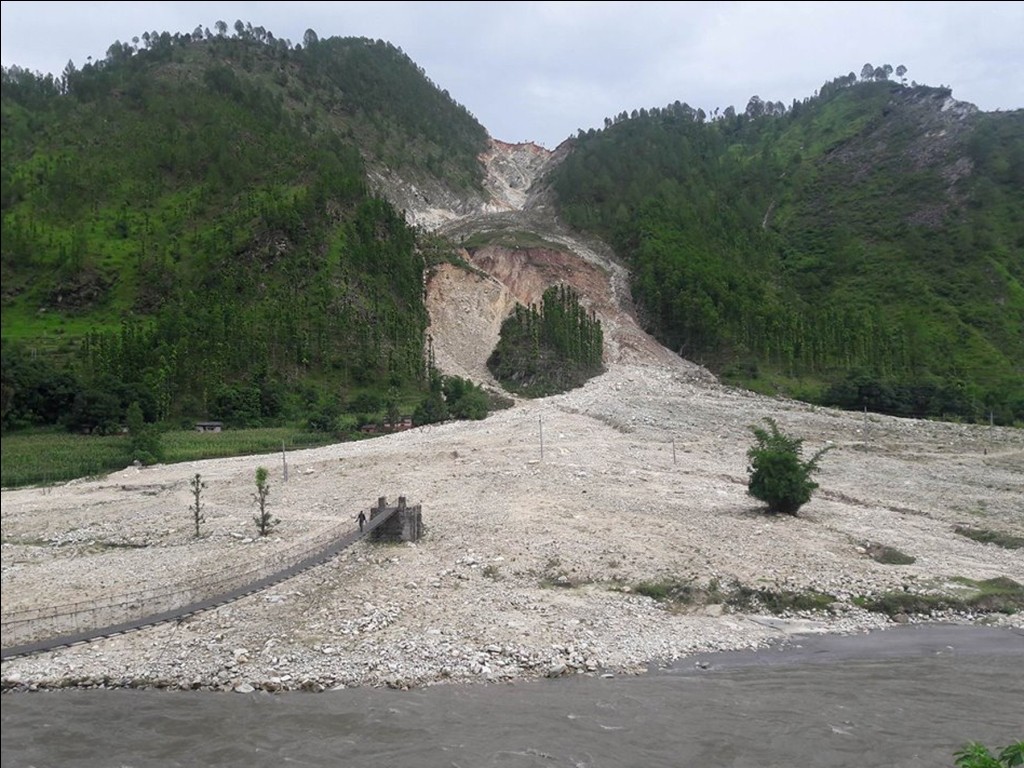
{"left": 3, "top": 360, "right": 1022, "bottom": 694}
{"left": 2, "top": 624, "right": 1021, "bottom": 768}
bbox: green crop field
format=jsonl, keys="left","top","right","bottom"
{"left": 1, "top": 427, "right": 340, "bottom": 489}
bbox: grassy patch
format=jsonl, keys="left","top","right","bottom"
{"left": 627, "top": 579, "right": 830, "bottom": 615}
{"left": 538, "top": 555, "right": 575, "bottom": 588}
{"left": 863, "top": 542, "right": 917, "bottom": 565}
{"left": 953, "top": 525, "right": 1024, "bottom": 550}
{"left": 0, "top": 427, "right": 338, "bottom": 488}
{"left": 159, "top": 427, "right": 336, "bottom": 464}
{"left": 634, "top": 580, "right": 703, "bottom": 604}
{"left": 951, "top": 576, "right": 1024, "bottom": 612}
{"left": 854, "top": 577, "right": 1023, "bottom": 617}
{"left": 487, "top": 391, "right": 516, "bottom": 411}
{"left": 853, "top": 591, "right": 951, "bottom": 617}
{"left": 0, "top": 536, "right": 53, "bottom": 547}
{"left": 727, "top": 585, "right": 836, "bottom": 614}
{"left": 0, "top": 430, "right": 133, "bottom": 488}
{"left": 461, "top": 229, "right": 565, "bottom": 253}
{"left": 90, "top": 540, "right": 150, "bottom": 551}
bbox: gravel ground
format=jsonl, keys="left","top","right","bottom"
{"left": 3, "top": 358, "right": 1021, "bottom": 693}
{"left": 2, "top": 141, "right": 1021, "bottom": 693}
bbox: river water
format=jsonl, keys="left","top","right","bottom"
{"left": 2, "top": 624, "right": 1021, "bottom": 768}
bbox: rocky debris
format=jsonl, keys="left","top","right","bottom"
{"left": 478, "top": 140, "right": 560, "bottom": 212}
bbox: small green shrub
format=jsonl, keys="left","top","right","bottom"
{"left": 482, "top": 564, "right": 502, "bottom": 580}
{"left": 954, "top": 525, "right": 1024, "bottom": 550}
{"left": 954, "top": 741, "right": 1023, "bottom": 767}
{"left": 746, "top": 418, "right": 832, "bottom": 515}
{"left": 634, "top": 581, "right": 700, "bottom": 603}
{"left": 864, "top": 542, "right": 916, "bottom": 565}
{"left": 252, "top": 466, "right": 278, "bottom": 536}
{"left": 727, "top": 585, "right": 835, "bottom": 614}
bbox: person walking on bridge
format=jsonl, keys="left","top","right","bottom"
{"left": 357, "top": 510, "right": 367, "bottom": 533}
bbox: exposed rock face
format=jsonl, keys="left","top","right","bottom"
{"left": 364, "top": 137, "right": 569, "bottom": 231}
{"left": 399, "top": 135, "right": 686, "bottom": 384}
{"left": 478, "top": 140, "right": 564, "bottom": 213}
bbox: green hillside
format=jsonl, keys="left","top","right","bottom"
{"left": 2, "top": 30, "right": 1020, "bottom": 442}
{"left": 1, "top": 24, "right": 488, "bottom": 434}
{"left": 551, "top": 76, "right": 1023, "bottom": 424}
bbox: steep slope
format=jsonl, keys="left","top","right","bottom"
{"left": 409, "top": 138, "right": 698, "bottom": 392}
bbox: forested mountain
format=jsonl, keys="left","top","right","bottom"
{"left": 1, "top": 25, "right": 1021, "bottom": 438}
{"left": 1, "top": 24, "right": 488, "bottom": 432}
{"left": 551, "top": 75, "right": 1023, "bottom": 423}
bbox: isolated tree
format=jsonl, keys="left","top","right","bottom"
{"left": 386, "top": 386, "right": 401, "bottom": 430}
{"left": 126, "top": 400, "right": 162, "bottom": 465}
{"left": 60, "top": 59, "right": 76, "bottom": 94}
{"left": 252, "top": 466, "right": 278, "bottom": 536}
{"left": 860, "top": 62, "right": 874, "bottom": 81}
{"left": 896, "top": 64, "right": 908, "bottom": 84}
{"left": 413, "top": 367, "right": 448, "bottom": 426}
{"left": 188, "top": 473, "right": 206, "bottom": 537}
{"left": 746, "top": 418, "right": 832, "bottom": 515}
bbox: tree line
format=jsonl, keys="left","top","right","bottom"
{"left": 487, "top": 284, "right": 605, "bottom": 397}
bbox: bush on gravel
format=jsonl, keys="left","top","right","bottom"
{"left": 746, "top": 418, "right": 832, "bottom": 515}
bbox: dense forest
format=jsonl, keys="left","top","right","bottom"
{"left": 488, "top": 285, "right": 605, "bottom": 397}
{"left": 1, "top": 23, "right": 489, "bottom": 435}
{"left": 551, "top": 72, "right": 1023, "bottom": 424}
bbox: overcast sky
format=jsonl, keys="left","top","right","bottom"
{"left": 2, "top": 1, "right": 1021, "bottom": 148}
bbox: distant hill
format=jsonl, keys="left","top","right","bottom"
{"left": 549, "top": 76, "right": 1023, "bottom": 423}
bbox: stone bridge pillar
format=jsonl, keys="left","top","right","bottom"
{"left": 367, "top": 496, "right": 423, "bottom": 542}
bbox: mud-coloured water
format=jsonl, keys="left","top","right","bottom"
{"left": 3, "top": 624, "right": 1021, "bottom": 768}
